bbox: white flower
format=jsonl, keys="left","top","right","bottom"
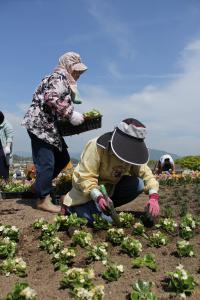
{"left": 11, "top": 226, "right": 18, "bottom": 232}
{"left": 0, "top": 225, "right": 5, "bottom": 232}
{"left": 20, "top": 287, "right": 37, "bottom": 299}
{"left": 117, "top": 265, "right": 124, "bottom": 272}
{"left": 176, "top": 264, "right": 184, "bottom": 271}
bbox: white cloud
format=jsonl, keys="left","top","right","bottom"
{"left": 9, "top": 38, "right": 200, "bottom": 157}
{"left": 87, "top": 0, "right": 135, "bottom": 60}
{"left": 79, "top": 39, "right": 200, "bottom": 156}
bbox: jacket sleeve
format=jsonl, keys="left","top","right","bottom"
{"left": 72, "top": 140, "right": 102, "bottom": 197}
{"left": 131, "top": 164, "right": 159, "bottom": 194}
{"left": 43, "top": 74, "right": 74, "bottom": 119}
{"left": 4, "top": 121, "right": 14, "bottom": 143}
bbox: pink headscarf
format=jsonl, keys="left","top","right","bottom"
{"left": 54, "top": 52, "right": 87, "bottom": 94}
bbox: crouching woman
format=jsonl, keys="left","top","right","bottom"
{"left": 62, "top": 118, "right": 160, "bottom": 224}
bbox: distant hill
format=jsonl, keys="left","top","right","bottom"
{"left": 13, "top": 149, "right": 180, "bottom": 164}
{"left": 71, "top": 149, "right": 180, "bottom": 162}
{"left": 148, "top": 149, "right": 179, "bottom": 161}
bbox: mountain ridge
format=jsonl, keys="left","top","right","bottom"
{"left": 14, "top": 149, "right": 180, "bottom": 162}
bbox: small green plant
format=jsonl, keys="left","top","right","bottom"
{"left": 167, "top": 264, "right": 196, "bottom": 295}
{"left": 54, "top": 213, "right": 88, "bottom": 231}
{"left": 40, "top": 223, "right": 58, "bottom": 238}
{"left": 0, "top": 257, "right": 27, "bottom": 277}
{"left": 72, "top": 230, "right": 93, "bottom": 248}
{"left": 39, "top": 236, "right": 64, "bottom": 254}
{"left": 121, "top": 237, "right": 142, "bottom": 257}
{"left": 73, "top": 285, "right": 105, "bottom": 300}
{"left": 132, "top": 254, "right": 157, "bottom": 271}
{"left": 148, "top": 231, "right": 168, "bottom": 248}
{"left": 0, "top": 237, "right": 17, "bottom": 258}
{"left": 130, "top": 280, "right": 157, "bottom": 300}
{"left": 92, "top": 214, "right": 111, "bottom": 230}
{"left": 106, "top": 228, "right": 125, "bottom": 245}
{"left": 132, "top": 222, "right": 148, "bottom": 238}
{"left": 32, "top": 218, "right": 48, "bottom": 229}
{"left": 155, "top": 218, "right": 178, "bottom": 233}
{"left": 0, "top": 224, "right": 20, "bottom": 242}
{"left": 60, "top": 267, "right": 95, "bottom": 289}
{"left": 176, "top": 240, "right": 194, "bottom": 257}
{"left": 87, "top": 242, "right": 108, "bottom": 263}
{"left": 4, "top": 282, "right": 37, "bottom": 300}
{"left": 119, "top": 212, "right": 134, "bottom": 228}
{"left": 51, "top": 247, "right": 76, "bottom": 272}
{"left": 102, "top": 262, "right": 124, "bottom": 282}
{"left": 180, "top": 213, "right": 196, "bottom": 229}
{"left": 179, "top": 225, "right": 193, "bottom": 240}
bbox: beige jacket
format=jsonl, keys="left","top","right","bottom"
{"left": 63, "top": 138, "right": 159, "bottom": 206}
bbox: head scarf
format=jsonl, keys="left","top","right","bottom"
{"left": 0, "top": 111, "right": 4, "bottom": 124}
{"left": 54, "top": 52, "right": 87, "bottom": 94}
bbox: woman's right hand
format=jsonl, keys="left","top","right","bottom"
{"left": 69, "top": 111, "right": 84, "bottom": 126}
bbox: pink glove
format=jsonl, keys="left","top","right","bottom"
{"left": 96, "top": 196, "right": 111, "bottom": 213}
{"left": 145, "top": 193, "right": 160, "bottom": 217}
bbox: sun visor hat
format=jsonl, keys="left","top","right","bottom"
{"left": 72, "top": 62, "right": 88, "bottom": 73}
{"left": 97, "top": 118, "right": 149, "bottom": 165}
{"left": 0, "top": 111, "right": 5, "bottom": 124}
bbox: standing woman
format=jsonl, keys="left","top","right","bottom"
{"left": 0, "top": 111, "right": 14, "bottom": 180}
{"left": 22, "top": 52, "right": 87, "bottom": 213}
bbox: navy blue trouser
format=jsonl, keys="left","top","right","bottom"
{"left": 69, "top": 175, "right": 144, "bottom": 224}
{"left": 28, "top": 131, "right": 70, "bottom": 198}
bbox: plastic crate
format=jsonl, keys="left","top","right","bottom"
{"left": 0, "top": 191, "right": 36, "bottom": 199}
{"left": 57, "top": 116, "right": 102, "bottom": 136}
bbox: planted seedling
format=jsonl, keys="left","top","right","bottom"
{"left": 130, "top": 280, "right": 157, "bottom": 300}
{"left": 167, "top": 264, "right": 196, "bottom": 296}
{"left": 148, "top": 231, "right": 168, "bottom": 248}
{"left": 87, "top": 242, "right": 108, "bottom": 263}
{"left": 121, "top": 236, "right": 142, "bottom": 257}
{"left": 132, "top": 253, "right": 157, "bottom": 271}
{"left": 176, "top": 240, "right": 194, "bottom": 257}
{"left": 0, "top": 237, "right": 17, "bottom": 258}
{"left": 51, "top": 247, "right": 76, "bottom": 272}
{"left": 102, "top": 262, "right": 124, "bottom": 282}
{"left": 4, "top": 282, "right": 37, "bottom": 300}
{"left": 72, "top": 230, "right": 93, "bottom": 248}
{"left": 92, "top": 214, "right": 111, "bottom": 230}
{"left": 60, "top": 267, "right": 95, "bottom": 290}
{"left": 0, "top": 257, "right": 27, "bottom": 277}
{"left": 119, "top": 212, "right": 134, "bottom": 228}
{"left": 106, "top": 228, "right": 125, "bottom": 245}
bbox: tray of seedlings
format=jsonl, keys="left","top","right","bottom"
{"left": 57, "top": 109, "right": 102, "bottom": 136}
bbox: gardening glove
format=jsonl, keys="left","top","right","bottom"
{"left": 90, "top": 188, "right": 111, "bottom": 213}
{"left": 69, "top": 111, "right": 84, "bottom": 126}
{"left": 145, "top": 193, "right": 160, "bottom": 217}
{"left": 4, "top": 143, "right": 11, "bottom": 155}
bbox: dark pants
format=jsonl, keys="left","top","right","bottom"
{"left": 69, "top": 175, "right": 144, "bottom": 223}
{"left": 28, "top": 131, "right": 70, "bottom": 198}
{"left": 0, "top": 140, "right": 9, "bottom": 180}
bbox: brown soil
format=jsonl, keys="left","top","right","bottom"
{"left": 0, "top": 184, "right": 200, "bottom": 300}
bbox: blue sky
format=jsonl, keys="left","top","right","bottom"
{"left": 1, "top": 0, "right": 200, "bottom": 156}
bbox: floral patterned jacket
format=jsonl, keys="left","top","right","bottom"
{"left": 22, "top": 69, "right": 74, "bottom": 151}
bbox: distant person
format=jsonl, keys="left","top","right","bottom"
{"left": 155, "top": 154, "right": 175, "bottom": 175}
{"left": 61, "top": 118, "right": 160, "bottom": 224}
{"left": 25, "top": 163, "right": 36, "bottom": 181}
{"left": 22, "top": 52, "right": 88, "bottom": 213}
{"left": 0, "top": 111, "right": 14, "bottom": 180}
{"left": 13, "top": 169, "right": 25, "bottom": 180}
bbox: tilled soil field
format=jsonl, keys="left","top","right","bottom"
{"left": 0, "top": 183, "right": 200, "bottom": 300}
